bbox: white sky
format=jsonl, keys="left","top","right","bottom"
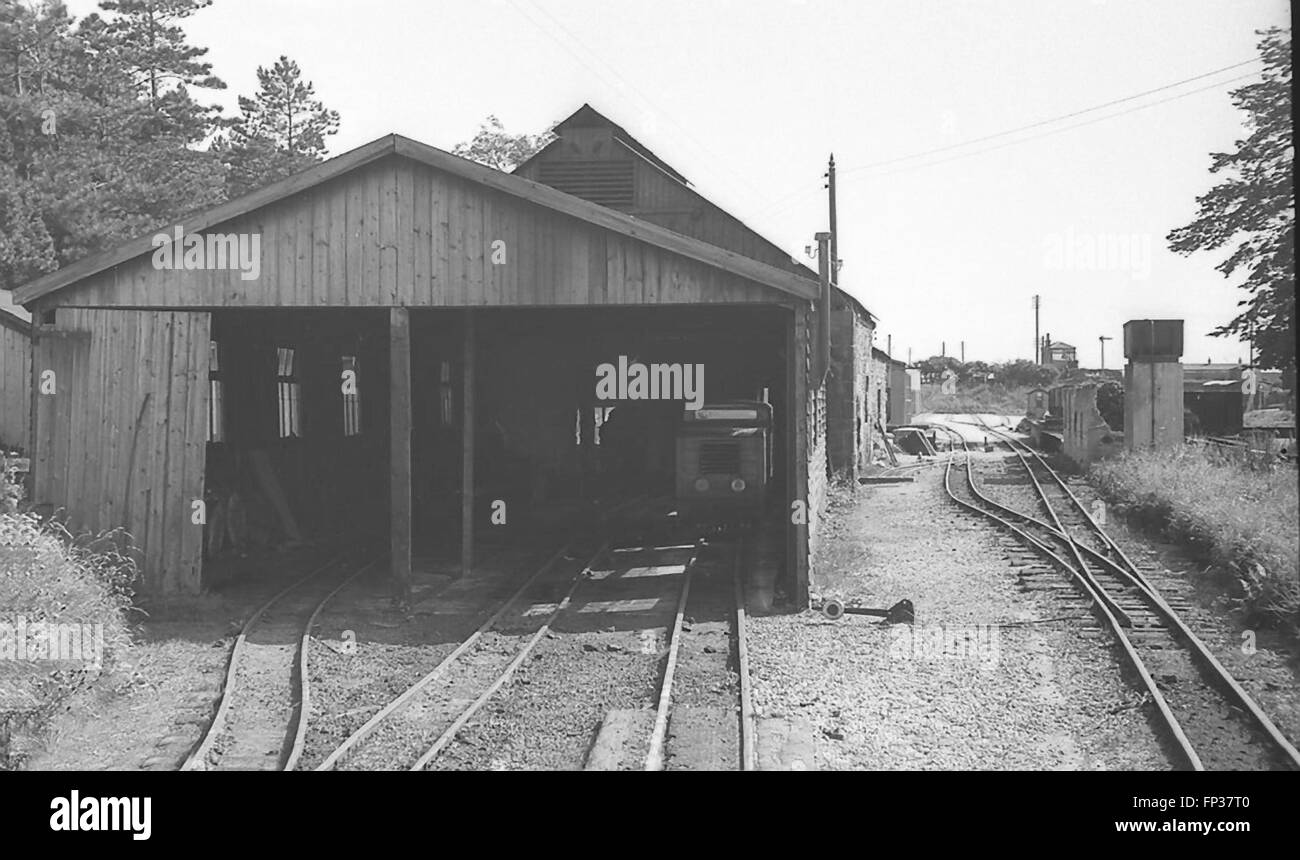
{"left": 58, "top": 0, "right": 1294, "bottom": 366}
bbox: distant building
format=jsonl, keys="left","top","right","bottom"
{"left": 1040, "top": 337, "right": 1078, "bottom": 370}
{"left": 1184, "top": 363, "right": 1244, "bottom": 436}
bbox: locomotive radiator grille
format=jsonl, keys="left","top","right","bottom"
{"left": 698, "top": 440, "right": 741, "bottom": 474}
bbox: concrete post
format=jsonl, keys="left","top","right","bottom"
{"left": 1123, "top": 319, "right": 1184, "bottom": 451}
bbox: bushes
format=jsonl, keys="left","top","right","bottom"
{"left": 0, "top": 469, "right": 136, "bottom": 768}
{"left": 1091, "top": 447, "right": 1300, "bottom": 633}
{"left": 921, "top": 383, "right": 1032, "bottom": 415}
{"left": 1, "top": 474, "right": 19, "bottom": 516}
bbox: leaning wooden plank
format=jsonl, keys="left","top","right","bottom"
{"left": 877, "top": 417, "right": 899, "bottom": 467}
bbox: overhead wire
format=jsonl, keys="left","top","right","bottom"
{"left": 759, "top": 60, "right": 1264, "bottom": 217}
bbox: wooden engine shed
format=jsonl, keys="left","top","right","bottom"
{"left": 13, "top": 106, "right": 842, "bottom": 605}
{"left": 0, "top": 307, "right": 31, "bottom": 452}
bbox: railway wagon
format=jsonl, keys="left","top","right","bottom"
{"left": 675, "top": 401, "right": 772, "bottom": 518}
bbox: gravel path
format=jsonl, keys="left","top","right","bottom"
{"left": 747, "top": 465, "right": 1168, "bottom": 770}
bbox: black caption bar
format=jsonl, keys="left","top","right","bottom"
{"left": 4, "top": 771, "right": 1288, "bottom": 848}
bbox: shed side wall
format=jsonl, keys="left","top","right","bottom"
{"left": 32, "top": 309, "right": 209, "bottom": 592}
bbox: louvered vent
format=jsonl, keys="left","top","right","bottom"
{"left": 538, "top": 160, "right": 635, "bottom": 208}
{"left": 698, "top": 441, "right": 741, "bottom": 475}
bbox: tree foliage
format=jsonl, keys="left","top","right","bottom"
{"left": 915, "top": 354, "right": 1058, "bottom": 388}
{"left": 96, "top": 0, "right": 225, "bottom": 106}
{"left": 0, "top": 1, "right": 342, "bottom": 293}
{"left": 220, "top": 55, "right": 339, "bottom": 197}
{"left": 1168, "top": 27, "right": 1294, "bottom": 380}
{"left": 452, "top": 114, "right": 553, "bottom": 172}
{"left": 915, "top": 354, "right": 961, "bottom": 381}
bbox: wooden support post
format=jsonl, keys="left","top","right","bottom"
{"left": 788, "top": 306, "right": 810, "bottom": 610}
{"left": 461, "top": 309, "right": 476, "bottom": 578}
{"left": 390, "top": 307, "right": 412, "bottom": 599}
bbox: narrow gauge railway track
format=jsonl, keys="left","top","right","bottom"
{"left": 645, "top": 533, "right": 755, "bottom": 772}
{"left": 938, "top": 425, "right": 1300, "bottom": 771}
{"left": 315, "top": 528, "right": 754, "bottom": 771}
{"left": 317, "top": 537, "right": 625, "bottom": 770}
{"left": 182, "top": 553, "right": 377, "bottom": 771}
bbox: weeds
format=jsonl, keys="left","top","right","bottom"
{"left": 1091, "top": 446, "right": 1300, "bottom": 634}
{"left": 0, "top": 470, "right": 136, "bottom": 768}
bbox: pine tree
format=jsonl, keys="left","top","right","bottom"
{"left": 222, "top": 55, "right": 339, "bottom": 197}
{"left": 0, "top": 0, "right": 226, "bottom": 287}
{"left": 96, "top": 0, "right": 224, "bottom": 107}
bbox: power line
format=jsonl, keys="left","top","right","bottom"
{"left": 840, "top": 57, "right": 1262, "bottom": 176}
{"left": 863, "top": 70, "right": 1262, "bottom": 180}
{"left": 759, "top": 65, "right": 1262, "bottom": 217}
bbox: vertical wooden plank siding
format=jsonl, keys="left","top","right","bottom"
{"left": 42, "top": 155, "right": 792, "bottom": 311}
{"left": 29, "top": 310, "right": 210, "bottom": 592}
{"left": 0, "top": 319, "right": 32, "bottom": 449}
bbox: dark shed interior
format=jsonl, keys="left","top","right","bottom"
{"left": 203, "top": 304, "right": 790, "bottom": 588}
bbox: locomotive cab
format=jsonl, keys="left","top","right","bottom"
{"left": 675, "top": 401, "right": 772, "bottom": 520}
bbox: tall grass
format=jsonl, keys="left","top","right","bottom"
{"left": 1091, "top": 446, "right": 1300, "bottom": 633}
{"left": 0, "top": 470, "right": 136, "bottom": 768}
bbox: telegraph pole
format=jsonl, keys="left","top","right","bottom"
{"left": 1099, "top": 335, "right": 1112, "bottom": 370}
{"left": 961, "top": 341, "right": 965, "bottom": 363}
{"left": 1033, "top": 295, "right": 1041, "bottom": 364}
{"left": 826, "top": 154, "right": 838, "bottom": 286}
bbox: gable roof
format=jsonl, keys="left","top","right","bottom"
{"left": 871, "top": 346, "right": 903, "bottom": 365}
{"left": 14, "top": 133, "right": 819, "bottom": 306}
{"left": 516, "top": 103, "right": 828, "bottom": 287}
{"left": 552, "top": 105, "right": 880, "bottom": 320}
{"left": 516, "top": 103, "right": 690, "bottom": 185}
{"left": 835, "top": 288, "right": 877, "bottom": 324}
{"left": 0, "top": 305, "right": 31, "bottom": 334}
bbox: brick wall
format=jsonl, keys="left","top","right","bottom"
{"left": 807, "top": 379, "right": 828, "bottom": 575}
{"left": 1061, "top": 382, "right": 1123, "bottom": 466}
{"left": 826, "top": 308, "right": 855, "bottom": 477}
{"left": 827, "top": 303, "right": 875, "bottom": 481}
{"left": 868, "top": 353, "right": 888, "bottom": 461}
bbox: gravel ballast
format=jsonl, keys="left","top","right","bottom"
{"left": 747, "top": 465, "right": 1169, "bottom": 770}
